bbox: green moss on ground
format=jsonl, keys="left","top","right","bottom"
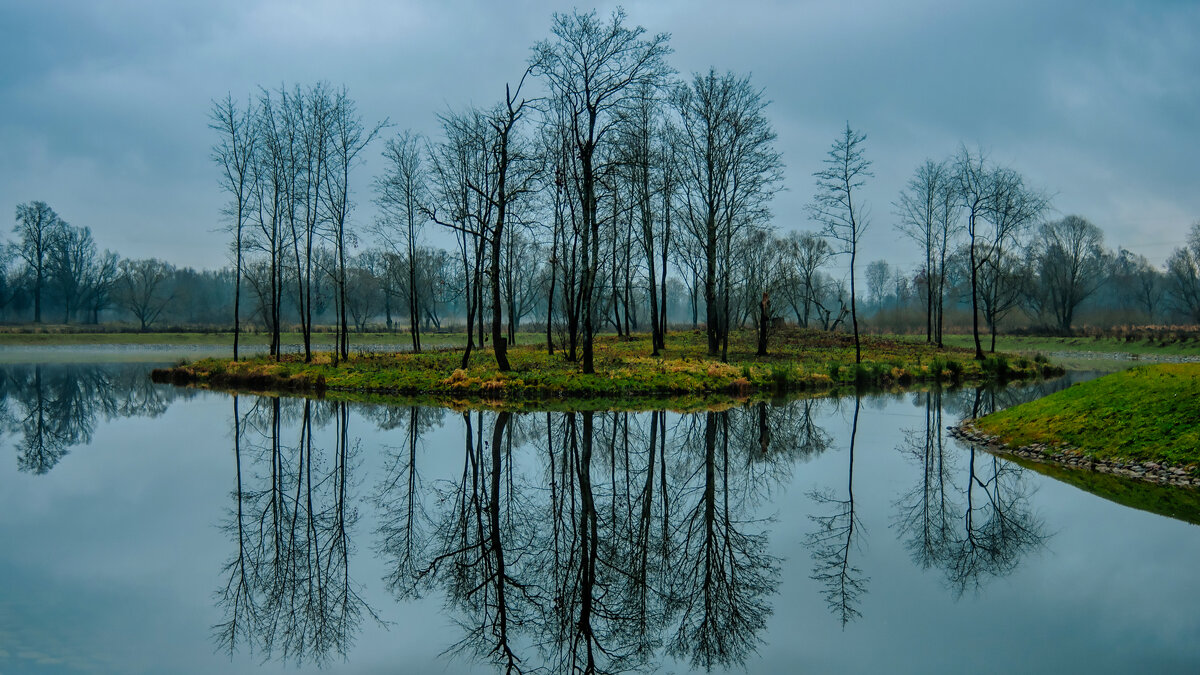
{"left": 934, "top": 334, "right": 1200, "bottom": 357}
{"left": 156, "top": 328, "right": 1059, "bottom": 404}
{"left": 975, "top": 363, "right": 1200, "bottom": 466}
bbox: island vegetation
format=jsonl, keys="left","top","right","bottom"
{"left": 960, "top": 363, "right": 1200, "bottom": 479}
{"left": 153, "top": 328, "right": 1060, "bottom": 406}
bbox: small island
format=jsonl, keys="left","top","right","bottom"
{"left": 152, "top": 329, "right": 1061, "bottom": 409}
{"left": 954, "top": 363, "right": 1200, "bottom": 485}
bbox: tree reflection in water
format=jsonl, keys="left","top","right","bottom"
{"left": 0, "top": 363, "right": 178, "bottom": 474}
{"left": 805, "top": 397, "right": 868, "bottom": 627}
{"left": 216, "top": 396, "right": 378, "bottom": 666}
{"left": 375, "top": 403, "right": 829, "bottom": 673}
{"left": 0, "top": 364, "right": 1067, "bottom": 669}
{"left": 895, "top": 387, "right": 1049, "bottom": 597}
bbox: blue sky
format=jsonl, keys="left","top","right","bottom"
{"left": 2, "top": 0, "right": 1197, "bottom": 272}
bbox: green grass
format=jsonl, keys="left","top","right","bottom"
{"left": 934, "top": 333, "right": 1200, "bottom": 357}
{"left": 975, "top": 363, "right": 1200, "bottom": 466}
{"left": 157, "top": 328, "right": 1060, "bottom": 406}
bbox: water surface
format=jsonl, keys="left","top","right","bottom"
{"left": 2, "top": 361, "right": 1198, "bottom": 674}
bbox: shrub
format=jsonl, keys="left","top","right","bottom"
{"left": 946, "top": 360, "right": 964, "bottom": 380}
{"left": 769, "top": 366, "right": 790, "bottom": 391}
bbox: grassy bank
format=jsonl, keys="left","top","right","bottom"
{"left": 155, "top": 328, "right": 1060, "bottom": 404}
{"left": 934, "top": 333, "right": 1200, "bottom": 357}
{"left": 972, "top": 364, "right": 1200, "bottom": 469}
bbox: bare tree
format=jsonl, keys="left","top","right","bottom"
{"left": 81, "top": 249, "right": 120, "bottom": 324}
{"left": 322, "top": 87, "right": 385, "bottom": 363}
{"left": 13, "top": 201, "right": 65, "bottom": 323}
{"left": 619, "top": 82, "right": 670, "bottom": 355}
{"left": 673, "top": 69, "right": 783, "bottom": 360}
{"left": 426, "top": 108, "right": 493, "bottom": 369}
{"left": 117, "top": 258, "right": 175, "bottom": 331}
{"left": 778, "top": 231, "right": 832, "bottom": 328}
{"left": 865, "top": 259, "right": 891, "bottom": 309}
{"left": 375, "top": 130, "right": 427, "bottom": 352}
{"left": 48, "top": 224, "right": 104, "bottom": 323}
{"left": 1166, "top": 222, "right": 1200, "bottom": 322}
{"left": 811, "top": 124, "right": 872, "bottom": 363}
{"left": 740, "top": 229, "right": 786, "bottom": 355}
{"left": 1030, "top": 215, "right": 1108, "bottom": 333}
{"left": 532, "top": 8, "right": 672, "bottom": 374}
{"left": 895, "top": 159, "right": 958, "bottom": 345}
{"left": 210, "top": 95, "right": 257, "bottom": 360}
{"left": 482, "top": 76, "right": 540, "bottom": 371}
{"left": 980, "top": 167, "right": 1049, "bottom": 348}
{"left": 1112, "top": 248, "right": 1165, "bottom": 323}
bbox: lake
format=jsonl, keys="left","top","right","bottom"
{"left": 2, "top": 359, "right": 1198, "bottom": 674}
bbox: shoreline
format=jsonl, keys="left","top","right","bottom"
{"left": 950, "top": 421, "right": 1200, "bottom": 488}
{"left": 151, "top": 364, "right": 1006, "bottom": 412}
{"left": 150, "top": 329, "right": 1062, "bottom": 407}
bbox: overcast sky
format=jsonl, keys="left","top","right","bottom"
{"left": 2, "top": 0, "right": 1197, "bottom": 274}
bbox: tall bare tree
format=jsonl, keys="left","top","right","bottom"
{"left": 211, "top": 95, "right": 258, "bottom": 360}
{"left": 1166, "top": 222, "right": 1200, "bottom": 322}
{"left": 619, "top": 82, "right": 670, "bottom": 354}
{"left": 811, "top": 124, "right": 872, "bottom": 364}
{"left": 323, "top": 87, "right": 385, "bottom": 362}
{"left": 13, "top": 201, "right": 64, "bottom": 323}
{"left": 482, "top": 76, "right": 540, "bottom": 372}
{"left": 673, "top": 69, "right": 783, "bottom": 360}
{"left": 427, "top": 109, "right": 494, "bottom": 369}
{"left": 980, "top": 167, "right": 1049, "bottom": 348}
{"left": 532, "top": 8, "right": 671, "bottom": 374}
{"left": 375, "top": 130, "right": 427, "bottom": 352}
{"left": 953, "top": 146, "right": 992, "bottom": 360}
{"left": 895, "top": 159, "right": 958, "bottom": 346}
{"left": 1030, "top": 215, "right": 1108, "bottom": 333}
{"left": 117, "top": 258, "right": 175, "bottom": 331}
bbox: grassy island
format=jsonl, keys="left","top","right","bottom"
{"left": 153, "top": 328, "right": 1060, "bottom": 406}
{"left": 969, "top": 363, "right": 1200, "bottom": 475}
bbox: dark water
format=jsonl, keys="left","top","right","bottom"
{"left": 1, "top": 362, "right": 1198, "bottom": 674}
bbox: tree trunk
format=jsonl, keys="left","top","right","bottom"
{"left": 850, "top": 247, "right": 861, "bottom": 364}
{"left": 968, "top": 228, "right": 984, "bottom": 360}
{"left": 756, "top": 292, "right": 770, "bottom": 356}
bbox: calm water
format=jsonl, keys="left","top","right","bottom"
{"left": 1, "top": 361, "right": 1198, "bottom": 674}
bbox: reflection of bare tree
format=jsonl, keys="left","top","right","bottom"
{"left": 539, "top": 410, "right": 646, "bottom": 674}
{"left": 943, "top": 448, "right": 1047, "bottom": 596}
{"left": 666, "top": 410, "right": 780, "bottom": 670}
{"left": 215, "top": 394, "right": 255, "bottom": 654}
{"left": 943, "top": 373, "right": 1082, "bottom": 423}
{"left": 376, "top": 407, "right": 440, "bottom": 599}
{"left": 379, "top": 406, "right": 793, "bottom": 673}
{"left": 806, "top": 397, "right": 868, "bottom": 627}
{"left": 382, "top": 410, "right": 538, "bottom": 673}
{"left": 1, "top": 363, "right": 176, "bottom": 474}
{"left": 215, "top": 397, "right": 376, "bottom": 666}
{"left": 736, "top": 400, "right": 831, "bottom": 483}
{"left": 897, "top": 388, "right": 1050, "bottom": 596}
{"left": 894, "top": 390, "right": 956, "bottom": 570}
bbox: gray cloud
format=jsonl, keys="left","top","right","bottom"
{"left": 2, "top": 0, "right": 1196, "bottom": 272}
